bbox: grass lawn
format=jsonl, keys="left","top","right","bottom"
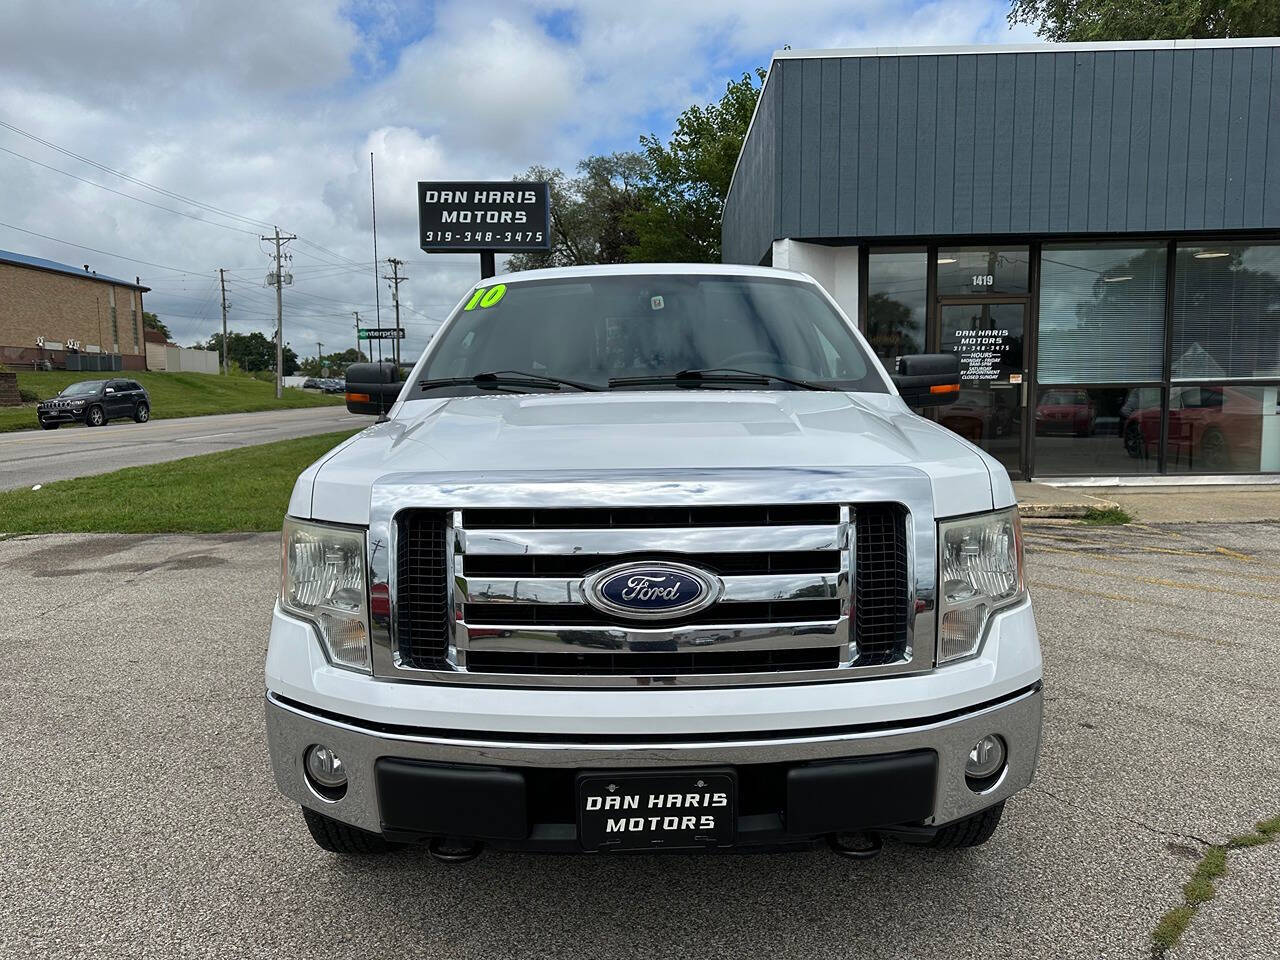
{"left": 0, "top": 370, "right": 342, "bottom": 434}
{"left": 0, "top": 429, "right": 360, "bottom": 534}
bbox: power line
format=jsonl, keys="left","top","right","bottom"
{"left": 0, "top": 145, "right": 261, "bottom": 236}
{"left": 0, "top": 117, "right": 276, "bottom": 230}
{"left": 294, "top": 237, "right": 366, "bottom": 268}
{"left": 0, "top": 219, "right": 209, "bottom": 275}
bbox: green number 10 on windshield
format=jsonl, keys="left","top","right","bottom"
{"left": 464, "top": 284, "right": 507, "bottom": 311}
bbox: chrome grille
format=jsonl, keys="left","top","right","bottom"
{"left": 391, "top": 502, "right": 918, "bottom": 685}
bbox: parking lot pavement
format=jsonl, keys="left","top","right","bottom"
{"left": 0, "top": 406, "right": 366, "bottom": 491}
{"left": 1171, "top": 840, "right": 1280, "bottom": 960}
{"left": 3, "top": 522, "right": 1279, "bottom": 960}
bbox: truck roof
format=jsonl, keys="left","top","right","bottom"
{"left": 482, "top": 262, "right": 815, "bottom": 286}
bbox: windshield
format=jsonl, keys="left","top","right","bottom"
{"left": 59, "top": 381, "right": 104, "bottom": 397}
{"left": 412, "top": 274, "right": 886, "bottom": 397}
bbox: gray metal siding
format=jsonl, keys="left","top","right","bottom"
{"left": 721, "top": 64, "right": 779, "bottom": 264}
{"left": 722, "top": 45, "right": 1280, "bottom": 263}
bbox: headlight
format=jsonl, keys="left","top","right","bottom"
{"left": 72, "top": 400, "right": 85, "bottom": 406}
{"left": 280, "top": 518, "right": 371, "bottom": 672}
{"left": 937, "top": 507, "right": 1024, "bottom": 663}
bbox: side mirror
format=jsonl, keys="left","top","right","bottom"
{"left": 892, "top": 353, "right": 961, "bottom": 408}
{"left": 104, "top": 387, "right": 115, "bottom": 394}
{"left": 345, "top": 362, "right": 404, "bottom": 416}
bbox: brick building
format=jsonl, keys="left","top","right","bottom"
{"left": 0, "top": 249, "right": 150, "bottom": 371}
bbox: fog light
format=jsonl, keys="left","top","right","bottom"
{"left": 966, "top": 735, "right": 1006, "bottom": 780}
{"left": 304, "top": 744, "right": 347, "bottom": 798}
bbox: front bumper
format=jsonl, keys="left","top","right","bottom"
{"left": 37, "top": 407, "right": 86, "bottom": 424}
{"left": 266, "top": 683, "right": 1042, "bottom": 851}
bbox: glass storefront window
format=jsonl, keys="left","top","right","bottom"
{"left": 866, "top": 248, "right": 926, "bottom": 361}
{"left": 1033, "top": 386, "right": 1161, "bottom": 475}
{"left": 1172, "top": 244, "right": 1280, "bottom": 381}
{"left": 937, "top": 246, "right": 1029, "bottom": 296}
{"left": 1164, "top": 383, "right": 1280, "bottom": 473}
{"left": 1038, "top": 244, "right": 1166, "bottom": 384}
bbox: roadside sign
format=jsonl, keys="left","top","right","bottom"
{"left": 418, "top": 181, "right": 551, "bottom": 253}
{"left": 358, "top": 328, "right": 405, "bottom": 340}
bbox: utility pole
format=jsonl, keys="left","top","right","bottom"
{"left": 262, "top": 225, "right": 296, "bottom": 398}
{"left": 353, "top": 312, "right": 361, "bottom": 358}
{"left": 382, "top": 257, "right": 406, "bottom": 369}
{"left": 317, "top": 342, "right": 323, "bottom": 376}
{"left": 218, "top": 268, "right": 230, "bottom": 375}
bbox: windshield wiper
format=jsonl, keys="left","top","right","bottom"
{"left": 418, "top": 370, "right": 603, "bottom": 393}
{"left": 608, "top": 367, "right": 836, "bottom": 391}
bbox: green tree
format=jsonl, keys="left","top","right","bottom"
{"left": 142, "top": 311, "right": 170, "bottom": 340}
{"left": 866, "top": 293, "right": 923, "bottom": 359}
{"left": 202, "top": 331, "right": 298, "bottom": 375}
{"left": 298, "top": 348, "right": 368, "bottom": 376}
{"left": 507, "top": 153, "right": 649, "bottom": 271}
{"left": 1009, "top": 0, "right": 1279, "bottom": 40}
{"left": 625, "top": 69, "right": 766, "bottom": 264}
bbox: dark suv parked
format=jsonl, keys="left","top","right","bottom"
{"left": 36, "top": 379, "right": 151, "bottom": 429}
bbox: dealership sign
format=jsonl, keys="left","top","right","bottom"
{"left": 418, "top": 181, "right": 551, "bottom": 253}
{"left": 357, "top": 327, "right": 405, "bottom": 341}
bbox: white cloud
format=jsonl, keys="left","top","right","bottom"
{"left": 380, "top": 11, "right": 583, "bottom": 158}
{"left": 0, "top": 0, "right": 1041, "bottom": 358}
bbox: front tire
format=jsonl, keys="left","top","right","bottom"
{"left": 1123, "top": 420, "right": 1144, "bottom": 458}
{"left": 85, "top": 405, "right": 106, "bottom": 427}
{"left": 133, "top": 402, "right": 150, "bottom": 423}
{"left": 925, "top": 801, "right": 1005, "bottom": 849}
{"left": 1199, "top": 428, "right": 1231, "bottom": 472}
{"left": 301, "top": 807, "right": 403, "bottom": 855}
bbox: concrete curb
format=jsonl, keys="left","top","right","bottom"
{"left": 1018, "top": 497, "right": 1120, "bottom": 519}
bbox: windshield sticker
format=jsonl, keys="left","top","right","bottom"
{"left": 650, "top": 295, "right": 664, "bottom": 311}
{"left": 465, "top": 283, "right": 508, "bottom": 311}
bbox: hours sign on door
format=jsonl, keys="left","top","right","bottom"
{"left": 418, "top": 181, "right": 551, "bottom": 253}
{"left": 955, "top": 328, "right": 1010, "bottom": 381}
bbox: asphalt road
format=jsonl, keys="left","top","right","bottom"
{"left": 2, "top": 522, "right": 1278, "bottom": 959}
{"left": 0, "top": 407, "right": 369, "bottom": 491}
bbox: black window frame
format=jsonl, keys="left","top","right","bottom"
{"left": 856, "top": 230, "right": 1280, "bottom": 478}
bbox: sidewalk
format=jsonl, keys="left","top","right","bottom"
{"left": 1014, "top": 482, "right": 1280, "bottom": 523}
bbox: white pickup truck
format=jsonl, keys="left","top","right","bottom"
{"left": 266, "top": 263, "right": 1042, "bottom": 860}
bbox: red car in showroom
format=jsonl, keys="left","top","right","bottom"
{"left": 1123, "top": 386, "right": 1262, "bottom": 471}
{"left": 1034, "top": 389, "right": 1096, "bottom": 438}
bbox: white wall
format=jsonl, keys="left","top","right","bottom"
{"left": 146, "top": 343, "right": 220, "bottom": 374}
{"left": 771, "top": 239, "right": 858, "bottom": 322}
{"left": 145, "top": 342, "right": 167, "bottom": 370}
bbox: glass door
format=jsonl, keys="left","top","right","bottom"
{"left": 937, "top": 301, "right": 1028, "bottom": 477}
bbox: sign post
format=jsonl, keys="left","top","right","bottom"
{"left": 418, "top": 181, "right": 552, "bottom": 280}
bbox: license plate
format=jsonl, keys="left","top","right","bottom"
{"left": 577, "top": 770, "right": 735, "bottom": 852}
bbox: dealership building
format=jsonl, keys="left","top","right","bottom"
{"left": 723, "top": 38, "right": 1280, "bottom": 479}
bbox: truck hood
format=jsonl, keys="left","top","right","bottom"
{"left": 294, "top": 391, "right": 1003, "bottom": 523}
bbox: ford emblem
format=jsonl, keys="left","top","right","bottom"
{"left": 583, "top": 561, "right": 722, "bottom": 621}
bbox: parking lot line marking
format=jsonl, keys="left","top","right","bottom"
{"left": 1031, "top": 558, "right": 1280, "bottom": 602}
{"left": 1029, "top": 581, "right": 1139, "bottom": 603}
{"left": 1029, "top": 538, "right": 1272, "bottom": 569}
{"left": 1030, "top": 546, "right": 1280, "bottom": 582}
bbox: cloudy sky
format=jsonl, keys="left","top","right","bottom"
{"left": 0, "top": 0, "right": 1037, "bottom": 360}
